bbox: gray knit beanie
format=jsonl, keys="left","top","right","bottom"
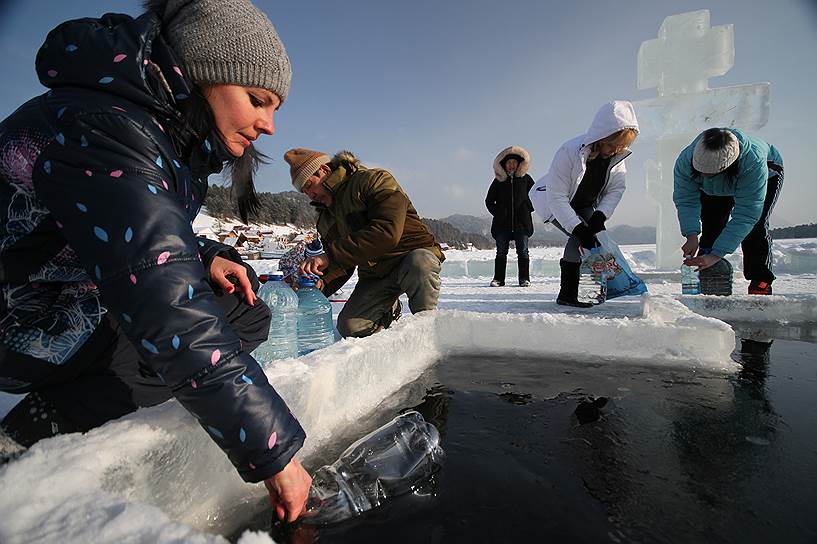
{"left": 155, "top": 0, "right": 292, "bottom": 102}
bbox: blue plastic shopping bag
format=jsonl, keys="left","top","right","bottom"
{"left": 596, "top": 231, "right": 648, "bottom": 299}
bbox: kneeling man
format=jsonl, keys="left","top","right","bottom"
{"left": 284, "top": 149, "right": 444, "bottom": 338}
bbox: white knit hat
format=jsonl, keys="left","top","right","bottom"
{"left": 692, "top": 130, "right": 740, "bottom": 174}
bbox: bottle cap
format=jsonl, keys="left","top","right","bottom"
{"left": 259, "top": 271, "right": 285, "bottom": 283}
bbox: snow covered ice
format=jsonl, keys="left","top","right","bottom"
{"left": 2, "top": 237, "right": 816, "bottom": 542}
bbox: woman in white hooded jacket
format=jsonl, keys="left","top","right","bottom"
{"left": 529, "top": 101, "right": 639, "bottom": 307}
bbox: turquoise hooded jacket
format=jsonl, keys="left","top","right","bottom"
{"left": 673, "top": 128, "right": 783, "bottom": 257}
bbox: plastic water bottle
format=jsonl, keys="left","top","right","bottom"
{"left": 303, "top": 411, "right": 445, "bottom": 525}
{"left": 577, "top": 247, "right": 607, "bottom": 305}
{"left": 296, "top": 274, "right": 335, "bottom": 356}
{"left": 253, "top": 272, "right": 298, "bottom": 365}
{"left": 681, "top": 260, "right": 701, "bottom": 295}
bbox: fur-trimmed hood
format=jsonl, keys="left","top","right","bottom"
{"left": 329, "top": 150, "right": 362, "bottom": 174}
{"left": 493, "top": 146, "right": 531, "bottom": 182}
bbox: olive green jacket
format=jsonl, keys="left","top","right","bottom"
{"left": 314, "top": 151, "right": 444, "bottom": 295}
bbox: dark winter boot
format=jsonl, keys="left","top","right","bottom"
{"left": 518, "top": 257, "right": 531, "bottom": 287}
{"left": 557, "top": 259, "right": 593, "bottom": 308}
{"left": 491, "top": 256, "right": 506, "bottom": 287}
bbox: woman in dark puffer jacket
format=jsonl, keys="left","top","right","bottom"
{"left": 485, "top": 146, "right": 535, "bottom": 287}
{"left": 0, "top": 0, "right": 311, "bottom": 521}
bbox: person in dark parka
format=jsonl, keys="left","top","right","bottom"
{"left": 0, "top": 0, "right": 311, "bottom": 521}
{"left": 485, "top": 146, "right": 535, "bottom": 287}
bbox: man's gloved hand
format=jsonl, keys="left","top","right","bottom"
{"left": 588, "top": 211, "right": 606, "bottom": 234}
{"left": 572, "top": 223, "right": 599, "bottom": 249}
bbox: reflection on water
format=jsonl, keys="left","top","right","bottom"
{"left": 238, "top": 325, "right": 817, "bottom": 544}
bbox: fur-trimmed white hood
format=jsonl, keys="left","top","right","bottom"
{"left": 493, "top": 146, "right": 531, "bottom": 182}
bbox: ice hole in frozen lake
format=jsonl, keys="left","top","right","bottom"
{"left": 0, "top": 296, "right": 740, "bottom": 543}
{"left": 244, "top": 328, "right": 817, "bottom": 544}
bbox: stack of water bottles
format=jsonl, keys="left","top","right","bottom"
{"left": 577, "top": 246, "right": 608, "bottom": 305}
{"left": 254, "top": 271, "right": 336, "bottom": 366}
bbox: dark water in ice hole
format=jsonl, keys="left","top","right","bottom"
{"left": 234, "top": 322, "right": 817, "bottom": 544}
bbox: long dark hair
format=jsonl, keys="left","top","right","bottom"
{"left": 690, "top": 128, "right": 740, "bottom": 185}
{"left": 144, "top": 0, "right": 263, "bottom": 223}
{"left": 182, "top": 85, "right": 264, "bottom": 223}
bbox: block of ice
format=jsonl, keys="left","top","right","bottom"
{"left": 638, "top": 10, "right": 734, "bottom": 96}
{"left": 635, "top": 85, "right": 770, "bottom": 138}
{"left": 680, "top": 294, "right": 817, "bottom": 323}
{"left": 440, "top": 257, "right": 560, "bottom": 279}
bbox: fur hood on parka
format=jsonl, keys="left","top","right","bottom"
{"left": 329, "top": 150, "right": 362, "bottom": 173}
{"left": 493, "top": 146, "right": 531, "bottom": 182}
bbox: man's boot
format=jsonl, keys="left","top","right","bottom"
{"left": 518, "top": 257, "right": 531, "bottom": 287}
{"left": 491, "top": 256, "right": 506, "bottom": 287}
{"left": 557, "top": 259, "right": 592, "bottom": 308}
{"left": 381, "top": 299, "right": 403, "bottom": 329}
{"left": 748, "top": 280, "right": 773, "bottom": 295}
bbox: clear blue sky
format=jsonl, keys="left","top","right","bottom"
{"left": 2, "top": 0, "right": 816, "bottom": 227}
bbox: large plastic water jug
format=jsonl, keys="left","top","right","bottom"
{"left": 699, "top": 258, "right": 732, "bottom": 296}
{"left": 303, "top": 411, "right": 445, "bottom": 525}
{"left": 253, "top": 271, "right": 298, "bottom": 365}
{"left": 577, "top": 247, "right": 607, "bottom": 305}
{"left": 296, "top": 274, "right": 335, "bottom": 356}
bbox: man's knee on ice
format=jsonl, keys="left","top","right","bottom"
{"left": 337, "top": 315, "right": 379, "bottom": 339}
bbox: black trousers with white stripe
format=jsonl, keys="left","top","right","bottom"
{"left": 699, "top": 164, "right": 783, "bottom": 284}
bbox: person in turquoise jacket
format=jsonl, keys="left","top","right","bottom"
{"left": 673, "top": 128, "right": 783, "bottom": 295}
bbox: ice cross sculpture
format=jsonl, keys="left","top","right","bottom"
{"left": 633, "top": 10, "right": 770, "bottom": 269}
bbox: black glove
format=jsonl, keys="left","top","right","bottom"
{"left": 572, "top": 223, "right": 599, "bottom": 249}
{"left": 588, "top": 211, "right": 606, "bottom": 234}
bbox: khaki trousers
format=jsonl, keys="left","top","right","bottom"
{"left": 337, "top": 248, "right": 442, "bottom": 338}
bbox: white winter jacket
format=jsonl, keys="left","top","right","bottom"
{"left": 529, "top": 101, "right": 639, "bottom": 233}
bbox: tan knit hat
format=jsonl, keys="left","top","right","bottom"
{"left": 284, "top": 148, "right": 331, "bottom": 191}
